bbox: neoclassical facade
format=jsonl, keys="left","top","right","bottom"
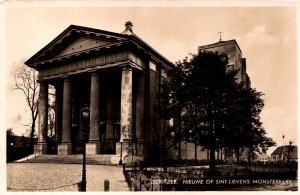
{"left": 25, "top": 22, "right": 172, "bottom": 163}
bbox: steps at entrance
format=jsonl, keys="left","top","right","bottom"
{"left": 22, "top": 154, "right": 120, "bottom": 165}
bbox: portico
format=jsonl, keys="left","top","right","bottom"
{"left": 25, "top": 22, "right": 172, "bottom": 163}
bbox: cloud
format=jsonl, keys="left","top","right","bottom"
{"left": 243, "top": 25, "right": 289, "bottom": 46}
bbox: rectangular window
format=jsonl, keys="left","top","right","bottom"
{"left": 229, "top": 54, "right": 235, "bottom": 63}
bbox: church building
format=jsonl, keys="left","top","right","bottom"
{"left": 25, "top": 22, "right": 252, "bottom": 164}
{"left": 25, "top": 22, "right": 172, "bottom": 164}
{"left": 198, "top": 39, "right": 251, "bottom": 89}
{"left": 166, "top": 39, "right": 252, "bottom": 162}
{"left": 197, "top": 39, "right": 252, "bottom": 162}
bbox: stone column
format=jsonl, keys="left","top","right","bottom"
{"left": 34, "top": 82, "right": 48, "bottom": 154}
{"left": 58, "top": 77, "right": 72, "bottom": 155}
{"left": 106, "top": 85, "right": 115, "bottom": 153}
{"left": 86, "top": 72, "right": 100, "bottom": 154}
{"left": 120, "top": 66, "right": 133, "bottom": 142}
{"left": 116, "top": 66, "right": 133, "bottom": 163}
{"left": 135, "top": 73, "right": 145, "bottom": 156}
{"left": 55, "top": 83, "right": 63, "bottom": 143}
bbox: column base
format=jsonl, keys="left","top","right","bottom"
{"left": 86, "top": 142, "right": 100, "bottom": 154}
{"left": 34, "top": 143, "right": 47, "bottom": 155}
{"left": 136, "top": 141, "right": 144, "bottom": 156}
{"left": 116, "top": 140, "right": 144, "bottom": 165}
{"left": 58, "top": 143, "right": 72, "bottom": 155}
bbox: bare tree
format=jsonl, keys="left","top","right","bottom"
{"left": 10, "top": 60, "right": 39, "bottom": 151}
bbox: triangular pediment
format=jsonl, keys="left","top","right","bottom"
{"left": 46, "top": 36, "right": 117, "bottom": 59}
{"left": 25, "top": 24, "right": 173, "bottom": 70}
{"left": 26, "top": 25, "right": 128, "bottom": 65}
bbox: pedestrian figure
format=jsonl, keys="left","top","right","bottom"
{"left": 130, "top": 177, "right": 135, "bottom": 191}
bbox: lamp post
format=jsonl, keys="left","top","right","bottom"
{"left": 10, "top": 142, "right": 14, "bottom": 162}
{"left": 113, "top": 120, "right": 122, "bottom": 165}
{"left": 287, "top": 141, "right": 293, "bottom": 164}
{"left": 80, "top": 105, "right": 90, "bottom": 192}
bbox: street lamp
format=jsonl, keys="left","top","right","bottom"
{"left": 287, "top": 141, "right": 293, "bottom": 164}
{"left": 80, "top": 104, "right": 90, "bottom": 192}
{"left": 10, "top": 143, "right": 14, "bottom": 162}
{"left": 113, "top": 120, "right": 122, "bottom": 165}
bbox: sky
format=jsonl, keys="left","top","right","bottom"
{"left": 0, "top": 2, "right": 298, "bottom": 155}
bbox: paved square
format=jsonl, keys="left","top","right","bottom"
{"left": 7, "top": 163, "right": 129, "bottom": 192}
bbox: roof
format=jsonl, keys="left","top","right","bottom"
{"left": 271, "top": 145, "right": 298, "bottom": 159}
{"left": 198, "top": 39, "right": 242, "bottom": 54}
{"left": 257, "top": 152, "right": 269, "bottom": 158}
{"left": 25, "top": 23, "right": 173, "bottom": 70}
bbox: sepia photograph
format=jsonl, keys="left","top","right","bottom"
{"left": 0, "top": 0, "right": 298, "bottom": 193}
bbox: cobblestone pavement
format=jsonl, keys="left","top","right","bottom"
{"left": 7, "top": 163, "right": 129, "bottom": 192}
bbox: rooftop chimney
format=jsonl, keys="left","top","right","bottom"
{"left": 121, "top": 21, "right": 134, "bottom": 35}
{"left": 125, "top": 21, "right": 133, "bottom": 32}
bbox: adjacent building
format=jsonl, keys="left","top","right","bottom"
{"left": 198, "top": 40, "right": 251, "bottom": 89}
{"left": 255, "top": 152, "right": 271, "bottom": 164}
{"left": 201, "top": 40, "right": 251, "bottom": 162}
{"left": 171, "top": 39, "right": 252, "bottom": 162}
{"left": 271, "top": 145, "right": 298, "bottom": 162}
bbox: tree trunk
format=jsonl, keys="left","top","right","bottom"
{"left": 209, "top": 143, "right": 216, "bottom": 169}
{"left": 236, "top": 148, "right": 240, "bottom": 166}
{"left": 208, "top": 122, "right": 215, "bottom": 169}
{"left": 178, "top": 139, "right": 181, "bottom": 164}
{"left": 30, "top": 121, "right": 35, "bottom": 153}
{"left": 207, "top": 149, "right": 210, "bottom": 160}
{"left": 208, "top": 101, "right": 215, "bottom": 169}
{"left": 178, "top": 115, "right": 182, "bottom": 164}
{"left": 247, "top": 148, "right": 252, "bottom": 168}
{"left": 194, "top": 143, "right": 197, "bottom": 165}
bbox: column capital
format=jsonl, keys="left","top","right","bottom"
{"left": 119, "top": 63, "right": 133, "bottom": 70}
{"left": 119, "top": 61, "right": 144, "bottom": 72}
{"left": 88, "top": 70, "right": 101, "bottom": 76}
{"left": 122, "top": 66, "right": 133, "bottom": 72}
{"left": 62, "top": 76, "right": 71, "bottom": 82}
